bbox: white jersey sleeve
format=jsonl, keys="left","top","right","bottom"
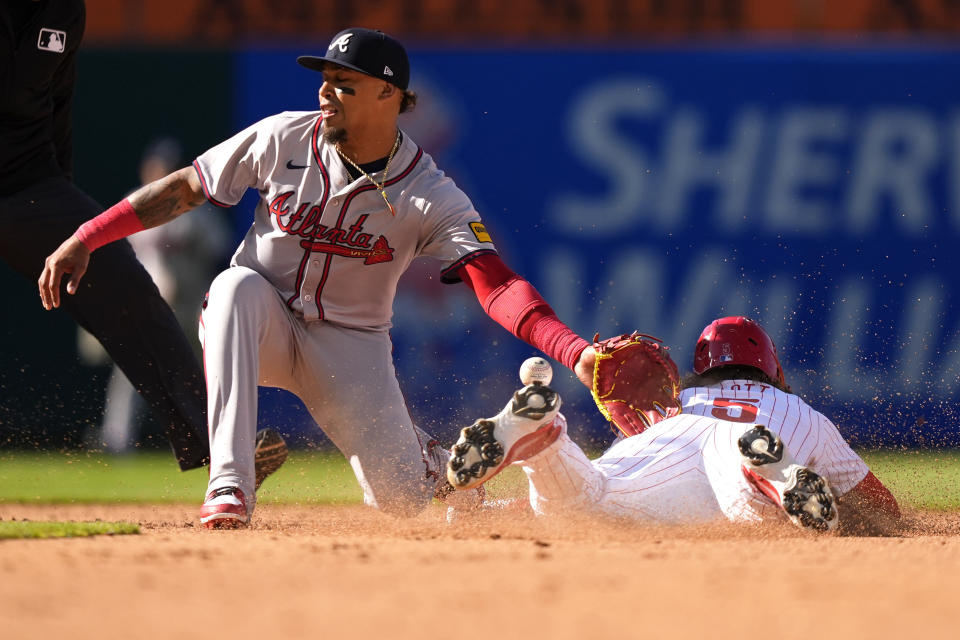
{"left": 190, "top": 117, "right": 498, "bottom": 329}
{"left": 412, "top": 175, "right": 496, "bottom": 283}
{"left": 679, "top": 381, "right": 869, "bottom": 495}
{"left": 193, "top": 115, "right": 281, "bottom": 207}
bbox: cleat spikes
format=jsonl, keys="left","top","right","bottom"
{"left": 510, "top": 384, "right": 559, "bottom": 421}
{"left": 738, "top": 425, "right": 784, "bottom": 466}
{"left": 446, "top": 383, "right": 563, "bottom": 491}
{"left": 480, "top": 441, "right": 504, "bottom": 464}
{"left": 477, "top": 423, "right": 495, "bottom": 439}
{"left": 740, "top": 424, "right": 838, "bottom": 533}
{"left": 781, "top": 468, "right": 838, "bottom": 533}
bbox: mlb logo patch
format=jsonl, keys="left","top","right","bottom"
{"left": 719, "top": 354, "right": 734, "bottom": 362}
{"left": 37, "top": 29, "right": 66, "bottom": 53}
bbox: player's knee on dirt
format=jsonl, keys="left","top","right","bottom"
{"left": 350, "top": 454, "right": 435, "bottom": 518}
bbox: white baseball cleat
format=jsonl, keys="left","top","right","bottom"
{"left": 738, "top": 425, "right": 839, "bottom": 532}
{"left": 447, "top": 383, "right": 563, "bottom": 491}
{"left": 418, "top": 426, "right": 488, "bottom": 513}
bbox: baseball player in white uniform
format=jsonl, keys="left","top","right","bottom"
{"left": 448, "top": 317, "right": 901, "bottom": 535}
{"left": 39, "top": 27, "right": 599, "bottom": 528}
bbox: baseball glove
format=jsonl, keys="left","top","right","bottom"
{"left": 591, "top": 332, "right": 682, "bottom": 438}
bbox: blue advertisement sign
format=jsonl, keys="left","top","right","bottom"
{"left": 235, "top": 45, "right": 960, "bottom": 448}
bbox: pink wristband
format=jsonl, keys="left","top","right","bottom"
{"left": 74, "top": 198, "right": 145, "bottom": 251}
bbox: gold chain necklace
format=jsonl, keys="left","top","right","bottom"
{"left": 336, "top": 131, "right": 402, "bottom": 216}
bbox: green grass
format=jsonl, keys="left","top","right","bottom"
{"left": 860, "top": 449, "right": 960, "bottom": 510}
{"left": 0, "top": 520, "right": 139, "bottom": 539}
{"left": 0, "top": 448, "right": 958, "bottom": 510}
{"left": 0, "top": 449, "right": 362, "bottom": 505}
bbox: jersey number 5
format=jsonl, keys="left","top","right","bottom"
{"left": 711, "top": 398, "right": 760, "bottom": 423}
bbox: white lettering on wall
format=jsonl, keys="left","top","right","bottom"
{"left": 764, "top": 108, "right": 847, "bottom": 233}
{"left": 551, "top": 78, "right": 949, "bottom": 237}
{"left": 658, "top": 107, "right": 764, "bottom": 230}
{"left": 536, "top": 247, "right": 958, "bottom": 401}
{"left": 846, "top": 109, "right": 937, "bottom": 234}
{"left": 552, "top": 80, "right": 665, "bottom": 235}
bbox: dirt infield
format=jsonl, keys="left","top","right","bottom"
{"left": 1, "top": 502, "right": 958, "bottom": 640}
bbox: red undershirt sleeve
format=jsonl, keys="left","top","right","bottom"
{"left": 458, "top": 253, "right": 589, "bottom": 371}
{"left": 845, "top": 471, "right": 901, "bottom": 519}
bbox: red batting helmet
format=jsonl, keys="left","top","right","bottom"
{"left": 693, "top": 316, "right": 785, "bottom": 387}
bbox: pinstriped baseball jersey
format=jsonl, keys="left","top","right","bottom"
{"left": 193, "top": 111, "right": 496, "bottom": 329}
{"left": 677, "top": 381, "right": 868, "bottom": 494}
{"left": 522, "top": 381, "right": 869, "bottom": 524}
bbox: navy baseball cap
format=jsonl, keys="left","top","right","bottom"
{"left": 298, "top": 28, "right": 410, "bottom": 90}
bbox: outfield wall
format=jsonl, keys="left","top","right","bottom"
{"left": 234, "top": 44, "right": 960, "bottom": 448}
{"left": 3, "top": 43, "right": 958, "bottom": 449}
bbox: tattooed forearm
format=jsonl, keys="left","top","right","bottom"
{"left": 127, "top": 166, "right": 207, "bottom": 229}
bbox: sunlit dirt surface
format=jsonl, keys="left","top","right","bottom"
{"left": 1, "top": 502, "right": 958, "bottom": 640}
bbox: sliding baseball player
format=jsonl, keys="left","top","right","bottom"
{"left": 449, "top": 317, "right": 901, "bottom": 535}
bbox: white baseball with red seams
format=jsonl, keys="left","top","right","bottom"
{"left": 519, "top": 380, "right": 869, "bottom": 525}
{"left": 519, "top": 357, "right": 553, "bottom": 386}
{"left": 194, "top": 112, "right": 497, "bottom": 514}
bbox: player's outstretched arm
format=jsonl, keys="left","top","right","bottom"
{"left": 126, "top": 166, "right": 207, "bottom": 228}
{"left": 38, "top": 167, "right": 205, "bottom": 310}
{"left": 458, "top": 253, "right": 592, "bottom": 387}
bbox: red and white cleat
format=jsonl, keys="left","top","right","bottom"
{"left": 199, "top": 487, "right": 250, "bottom": 529}
{"left": 447, "top": 383, "right": 563, "bottom": 492}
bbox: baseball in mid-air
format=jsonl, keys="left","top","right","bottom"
{"left": 519, "top": 357, "right": 553, "bottom": 386}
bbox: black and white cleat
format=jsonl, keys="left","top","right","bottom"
{"left": 739, "top": 424, "right": 839, "bottom": 532}
{"left": 738, "top": 424, "right": 784, "bottom": 465}
{"left": 447, "top": 383, "right": 563, "bottom": 491}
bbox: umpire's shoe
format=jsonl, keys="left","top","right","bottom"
{"left": 254, "top": 428, "right": 289, "bottom": 491}
{"left": 738, "top": 425, "right": 839, "bottom": 532}
{"left": 447, "top": 383, "right": 563, "bottom": 491}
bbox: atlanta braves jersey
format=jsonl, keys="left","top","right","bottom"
{"left": 193, "top": 111, "right": 496, "bottom": 329}
{"left": 521, "top": 381, "right": 869, "bottom": 524}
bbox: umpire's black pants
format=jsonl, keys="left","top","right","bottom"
{"left": 0, "top": 177, "right": 210, "bottom": 470}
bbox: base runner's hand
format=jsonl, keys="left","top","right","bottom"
{"left": 38, "top": 235, "right": 90, "bottom": 310}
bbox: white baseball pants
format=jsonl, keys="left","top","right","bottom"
{"left": 200, "top": 266, "right": 435, "bottom": 517}
{"left": 521, "top": 414, "right": 783, "bottom": 525}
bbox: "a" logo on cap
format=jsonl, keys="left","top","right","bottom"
{"left": 329, "top": 33, "right": 353, "bottom": 53}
